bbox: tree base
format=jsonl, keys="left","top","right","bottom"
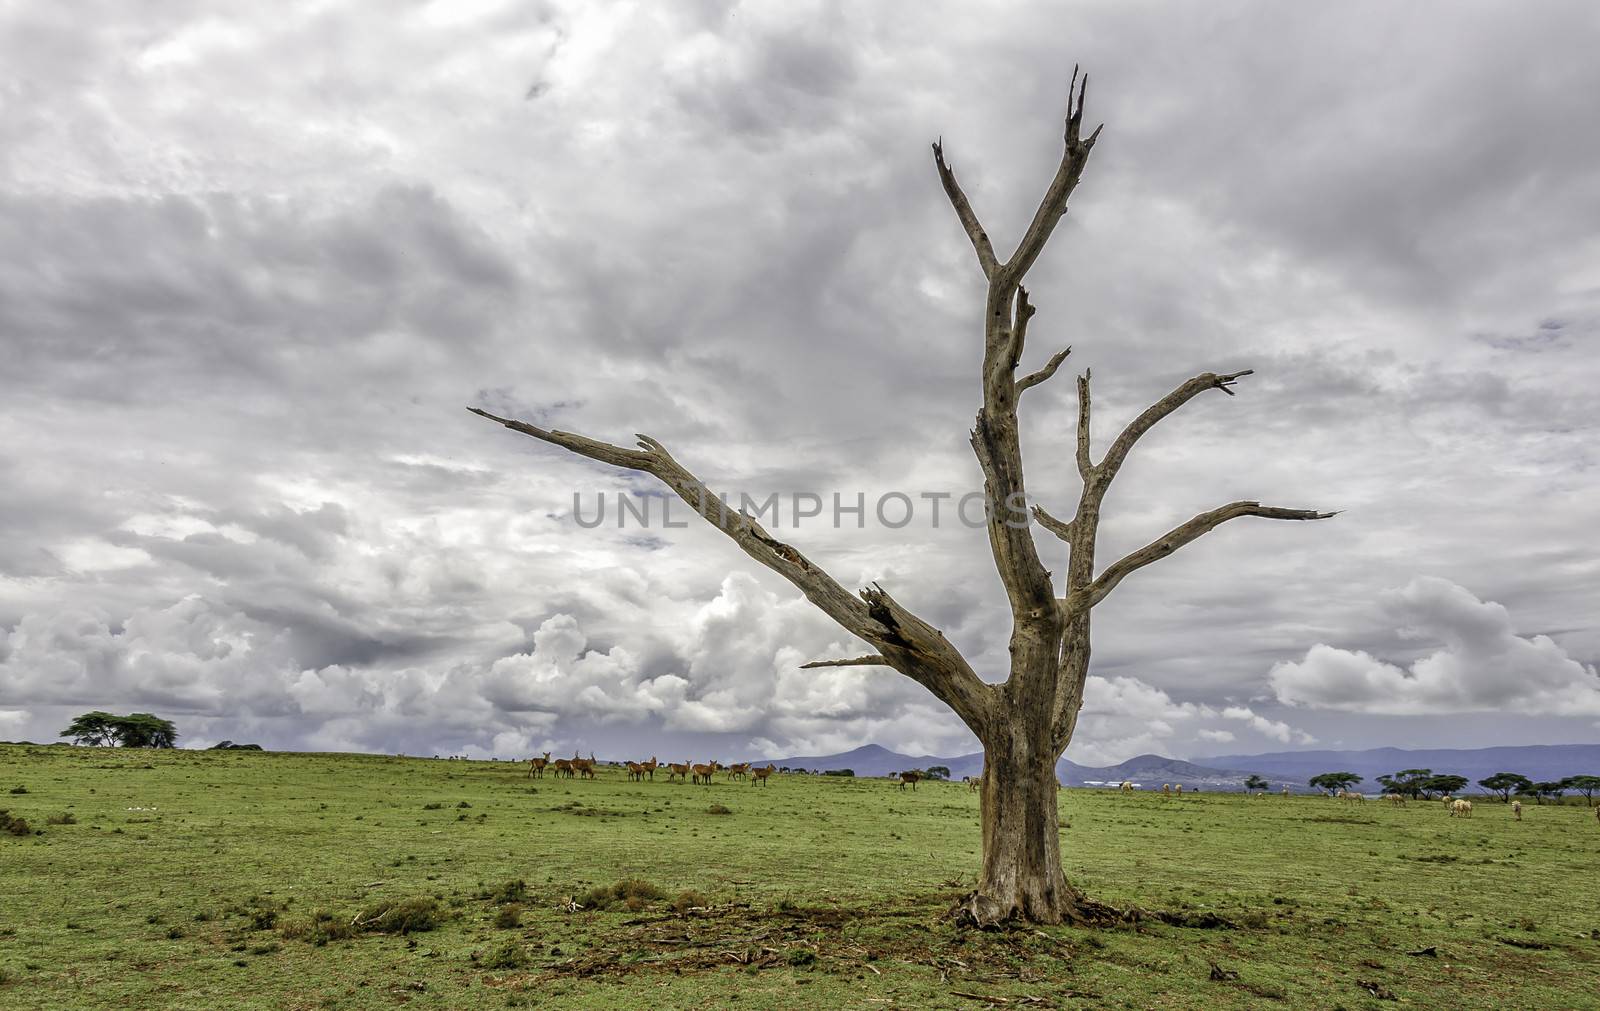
{"left": 949, "top": 889, "right": 1186, "bottom": 930}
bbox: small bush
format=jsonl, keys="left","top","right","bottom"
{"left": 482, "top": 879, "right": 528, "bottom": 904}
{"left": 8, "top": 786, "right": 26, "bottom": 795}
{"left": 279, "top": 909, "right": 357, "bottom": 946}
{"left": 786, "top": 948, "right": 817, "bottom": 967}
{"left": 356, "top": 897, "right": 442, "bottom": 935}
{"left": 482, "top": 938, "right": 530, "bottom": 969}
{"left": 421, "top": 802, "right": 444, "bottom": 810}
{"left": 708, "top": 804, "right": 732, "bottom": 815}
{"left": 578, "top": 878, "right": 665, "bottom": 911}
{"left": 669, "top": 890, "right": 709, "bottom": 914}
{"left": 456, "top": 801, "right": 471, "bottom": 809}
{"left": 493, "top": 904, "right": 523, "bottom": 929}
{"left": 0, "top": 811, "right": 32, "bottom": 836}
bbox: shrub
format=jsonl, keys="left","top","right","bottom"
{"left": 45, "top": 812, "right": 77, "bottom": 825}
{"left": 483, "top": 879, "right": 528, "bottom": 905}
{"left": 0, "top": 811, "right": 31, "bottom": 836}
{"left": 356, "top": 897, "right": 441, "bottom": 935}
{"left": 669, "top": 890, "right": 709, "bottom": 914}
{"left": 578, "top": 878, "right": 664, "bottom": 912}
{"left": 493, "top": 904, "right": 523, "bottom": 929}
{"left": 482, "top": 938, "right": 530, "bottom": 969}
{"left": 8, "top": 786, "right": 27, "bottom": 795}
{"left": 280, "top": 909, "right": 356, "bottom": 946}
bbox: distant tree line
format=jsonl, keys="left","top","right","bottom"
{"left": 1306, "top": 767, "right": 1600, "bottom": 805}
{"left": 59, "top": 712, "right": 178, "bottom": 749}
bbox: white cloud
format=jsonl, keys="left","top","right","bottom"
{"left": 1067, "top": 675, "right": 1313, "bottom": 764}
{"left": 1269, "top": 577, "right": 1600, "bottom": 715}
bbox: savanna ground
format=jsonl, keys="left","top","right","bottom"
{"left": 1, "top": 745, "right": 1597, "bottom": 1009}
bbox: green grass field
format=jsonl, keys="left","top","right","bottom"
{"left": 2, "top": 744, "right": 1596, "bottom": 1009}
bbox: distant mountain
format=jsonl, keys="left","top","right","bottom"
{"left": 755, "top": 743, "right": 984, "bottom": 779}
{"left": 1199, "top": 744, "right": 1600, "bottom": 789}
{"left": 753, "top": 741, "right": 1600, "bottom": 794}
{"left": 756, "top": 744, "right": 1260, "bottom": 789}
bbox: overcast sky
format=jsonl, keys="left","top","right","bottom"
{"left": 2, "top": 1, "right": 1597, "bottom": 765}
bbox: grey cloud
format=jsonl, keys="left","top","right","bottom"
{"left": 0, "top": 2, "right": 1595, "bottom": 763}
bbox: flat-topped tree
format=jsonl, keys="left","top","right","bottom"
{"left": 472, "top": 72, "right": 1336, "bottom": 926}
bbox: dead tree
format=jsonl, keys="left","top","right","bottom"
{"left": 471, "top": 71, "right": 1334, "bottom": 925}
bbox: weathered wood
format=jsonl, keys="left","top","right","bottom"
{"left": 799, "top": 655, "right": 889, "bottom": 669}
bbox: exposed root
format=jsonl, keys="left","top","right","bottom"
{"left": 949, "top": 890, "right": 1234, "bottom": 931}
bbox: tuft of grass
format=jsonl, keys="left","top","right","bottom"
{"left": 708, "top": 804, "right": 732, "bottom": 815}
{"left": 8, "top": 786, "right": 26, "bottom": 795}
{"left": 45, "top": 811, "right": 78, "bottom": 826}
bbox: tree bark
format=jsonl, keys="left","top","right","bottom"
{"left": 958, "top": 713, "right": 1084, "bottom": 925}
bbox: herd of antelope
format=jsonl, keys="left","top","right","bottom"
{"left": 528, "top": 752, "right": 776, "bottom": 786}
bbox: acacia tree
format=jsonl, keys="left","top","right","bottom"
{"left": 1479, "top": 772, "right": 1532, "bottom": 803}
{"left": 472, "top": 74, "right": 1334, "bottom": 925}
{"left": 1309, "top": 772, "right": 1362, "bottom": 794}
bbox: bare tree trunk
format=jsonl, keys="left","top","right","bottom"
{"left": 961, "top": 721, "right": 1081, "bottom": 925}
{"left": 472, "top": 69, "right": 1336, "bottom": 926}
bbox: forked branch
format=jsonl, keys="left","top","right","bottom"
{"left": 1002, "top": 67, "right": 1103, "bottom": 289}
{"left": 1073, "top": 500, "right": 1338, "bottom": 610}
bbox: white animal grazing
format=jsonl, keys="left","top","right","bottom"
{"left": 1512, "top": 799, "right": 1522, "bottom": 821}
{"left": 1449, "top": 798, "right": 1473, "bottom": 818}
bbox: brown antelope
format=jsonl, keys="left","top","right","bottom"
{"left": 966, "top": 776, "right": 983, "bottom": 792}
{"left": 625, "top": 761, "right": 646, "bottom": 782}
{"left": 726, "top": 762, "right": 752, "bottom": 781}
{"left": 642, "top": 756, "right": 658, "bottom": 781}
{"left": 552, "top": 757, "right": 574, "bottom": 779}
{"left": 527, "top": 751, "right": 551, "bottom": 778}
{"left": 750, "top": 764, "right": 776, "bottom": 786}
{"left": 666, "top": 761, "right": 692, "bottom": 784}
{"left": 898, "top": 770, "right": 921, "bottom": 791}
{"left": 570, "top": 752, "right": 597, "bottom": 780}
{"left": 691, "top": 761, "right": 720, "bottom": 786}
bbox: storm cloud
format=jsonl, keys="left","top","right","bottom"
{"left": 2, "top": 2, "right": 1596, "bottom": 762}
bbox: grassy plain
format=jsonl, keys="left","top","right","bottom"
{"left": 1, "top": 743, "right": 1597, "bottom": 1009}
